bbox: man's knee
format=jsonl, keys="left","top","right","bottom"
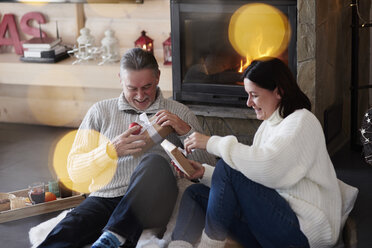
{"left": 130, "top": 154, "right": 177, "bottom": 194}
{"left": 136, "top": 153, "right": 174, "bottom": 180}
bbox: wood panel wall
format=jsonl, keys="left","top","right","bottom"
{"left": 0, "top": 0, "right": 172, "bottom": 127}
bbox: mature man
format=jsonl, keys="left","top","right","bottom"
{"left": 38, "top": 48, "right": 215, "bottom": 248}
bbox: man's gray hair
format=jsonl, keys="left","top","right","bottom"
{"left": 120, "top": 48, "right": 160, "bottom": 75}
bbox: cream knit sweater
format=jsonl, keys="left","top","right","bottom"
{"left": 67, "top": 89, "right": 216, "bottom": 197}
{"left": 201, "top": 108, "right": 343, "bottom": 248}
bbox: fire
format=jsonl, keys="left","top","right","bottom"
{"left": 238, "top": 55, "right": 252, "bottom": 73}
{"left": 142, "top": 44, "right": 147, "bottom": 50}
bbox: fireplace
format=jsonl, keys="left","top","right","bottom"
{"left": 171, "top": 0, "right": 297, "bottom": 107}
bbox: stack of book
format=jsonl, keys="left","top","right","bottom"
{"left": 20, "top": 37, "right": 69, "bottom": 63}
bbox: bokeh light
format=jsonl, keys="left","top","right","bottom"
{"left": 85, "top": 3, "right": 134, "bottom": 18}
{"left": 52, "top": 129, "right": 118, "bottom": 193}
{"left": 18, "top": 1, "right": 48, "bottom": 6}
{"left": 228, "top": 3, "right": 291, "bottom": 62}
{"left": 27, "top": 70, "right": 85, "bottom": 126}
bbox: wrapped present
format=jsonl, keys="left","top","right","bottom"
{"left": 161, "top": 139, "right": 196, "bottom": 177}
{"left": 133, "top": 113, "right": 174, "bottom": 157}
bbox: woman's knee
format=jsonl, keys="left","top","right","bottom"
{"left": 212, "top": 159, "right": 232, "bottom": 182}
{"left": 181, "top": 183, "right": 210, "bottom": 209}
{"left": 183, "top": 184, "right": 206, "bottom": 199}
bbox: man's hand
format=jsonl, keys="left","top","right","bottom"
{"left": 172, "top": 159, "right": 205, "bottom": 180}
{"left": 155, "top": 110, "right": 191, "bottom": 136}
{"left": 184, "top": 132, "right": 211, "bottom": 154}
{"left": 111, "top": 125, "right": 146, "bottom": 157}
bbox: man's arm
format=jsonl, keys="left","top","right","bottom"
{"left": 67, "top": 104, "right": 146, "bottom": 184}
{"left": 154, "top": 106, "right": 216, "bottom": 166}
{"left": 155, "top": 110, "right": 191, "bottom": 136}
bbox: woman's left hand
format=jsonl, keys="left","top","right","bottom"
{"left": 172, "top": 159, "right": 205, "bottom": 180}
{"left": 184, "top": 132, "right": 211, "bottom": 154}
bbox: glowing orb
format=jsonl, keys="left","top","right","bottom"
{"left": 228, "top": 3, "right": 291, "bottom": 60}
{"left": 27, "top": 71, "right": 85, "bottom": 126}
{"left": 85, "top": 2, "right": 133, "bottom": 18}
{"left": 18, "top": 1, "right": 48, "bottom": 6}
{"left": 52, "top": 129, "right": 118, "bottom": 194}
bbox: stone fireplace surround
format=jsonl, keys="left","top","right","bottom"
{"left": 179, "top": 0, "right": 369, "bottom": 155}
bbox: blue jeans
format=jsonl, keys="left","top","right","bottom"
{"left": 172, "top": 159, "right": 309, "bottom": 248}
{"left": 38, "top": 154, "right": 178, "bottom": 248}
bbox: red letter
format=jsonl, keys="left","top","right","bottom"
{"left": 0, "top": 14, "right": 23, "bottom": 55}
{"left": 20, "top": 12, "right": 47, "bottom": 38}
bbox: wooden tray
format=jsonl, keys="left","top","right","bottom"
{"left": 0, "top": 188, "right": 86, "bottom": 223}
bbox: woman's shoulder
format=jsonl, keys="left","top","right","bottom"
{"left": 284, "top": 108, "right": 322, "bottom": 131}
{"left": 286, "top": 108, "right": 317, "bottom": 121}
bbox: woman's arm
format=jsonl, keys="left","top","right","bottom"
{"left": 206, "top": 110, "right": 324, "bottom": 189}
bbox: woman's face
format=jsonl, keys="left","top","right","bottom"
{"left": 244, "top": 78, "right": 281, "bottom": 120}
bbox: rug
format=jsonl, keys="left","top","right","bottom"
{"left": 29, "top": 178, "right": 193, "bottom": 248}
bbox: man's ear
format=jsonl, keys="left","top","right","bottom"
{"left": 155, "top": 70, "right": 161, "bottom": 86}
{"left": 118, "top": 72, "right": 123, "bottom": 86}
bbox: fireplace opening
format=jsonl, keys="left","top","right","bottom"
{"left": 171, "top": 0, "right": 297, "bottom": 107}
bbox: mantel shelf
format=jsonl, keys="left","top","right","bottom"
{"left": 0, "top": 53, "right": 172, "bottom": 92}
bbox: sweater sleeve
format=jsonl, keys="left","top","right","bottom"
{"left": 169, "top": 102, "right": 217, "bottom": 166}
{"left": 206, "top": 110, "right": 323, "bottom": 189}
{"left": 199, "top": 163, "right": 214, "bottom": 188}
{"left": 67, "top": 105, "right": 117, "bottom": 184}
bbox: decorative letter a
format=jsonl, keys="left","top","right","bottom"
{"left": 0, "top": 14, "right": 23, "bottom": 55}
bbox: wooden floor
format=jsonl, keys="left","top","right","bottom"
{"left": 0, "top": 122, "right": 371, "bottom": 248}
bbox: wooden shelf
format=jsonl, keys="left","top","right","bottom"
{"left": 0, "top": 53, "right": 172, "bottom": 92}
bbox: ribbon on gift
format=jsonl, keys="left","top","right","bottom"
{"left": 139, "top": 113, "right": 163, "bottom": 144}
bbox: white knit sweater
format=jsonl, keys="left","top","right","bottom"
{"left": 201, "top": 108, "right": 343, "bottom": 248}
{"left": 67, "top": 89, "right": 216, "bottom": 197}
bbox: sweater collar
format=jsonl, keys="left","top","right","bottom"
{"left": 117, "top": 88, "right": 164, "bottom": 114}
{"left": 266, "top": 108, "right": 283, "bottom": 126}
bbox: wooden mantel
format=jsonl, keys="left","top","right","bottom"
{"left": 0, "top": 53, "right": 172, "bottom": 127}
{"left": 0, "top": 53, "right": 172, "bottom": 91}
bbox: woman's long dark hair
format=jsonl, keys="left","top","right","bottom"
{"left": 243, "top": 57, "right": 311, "bottom": 118}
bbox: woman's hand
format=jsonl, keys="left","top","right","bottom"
{"left": 184, "top": 132, "right": 211, "bottom": 154}
{"left": 172, "top": 159, "right": 205, "bottom": 180}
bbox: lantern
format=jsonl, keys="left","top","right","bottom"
{"left": 100, "top": 29, "right": 120, "bottom": 65}
{"left": 134, "top": 30, "right": 153, "bottom": 54}
{"left": 162, "top": 33, "right": 172, "bottom": 65}
{"left": 77, "top": 27, "right": 95, "bottom": 59}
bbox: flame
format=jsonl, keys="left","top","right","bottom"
{"left": 142, "top": 44, "right": 147, "bottom": 50}
{"left": 255, "top": 31, "right": 275, "bottom": 57}
{"left": 238, "top": 55, "right": 252, "bottom": 73}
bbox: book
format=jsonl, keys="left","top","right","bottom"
{"left": 20, "top": 52, "right": 69, "bottom": 63}
{"left": 23, "top": 45, "right": 67, "bottom": 58}
{"left": 161, "top": 139, "right": 196, "bottom": 177}
{"left": 22, "top": 37, "right": 62, "bottom": 49}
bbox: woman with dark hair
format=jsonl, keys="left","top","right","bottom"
{"left": 168, "top": 57, "right": 357, "bottom": 248}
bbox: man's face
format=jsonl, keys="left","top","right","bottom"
{"left": 121, "top": 69, "right": 160, "bottom": 111}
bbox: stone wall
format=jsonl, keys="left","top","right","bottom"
{"left": 297, "top": 0, "right": 370, "bottom": 153}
